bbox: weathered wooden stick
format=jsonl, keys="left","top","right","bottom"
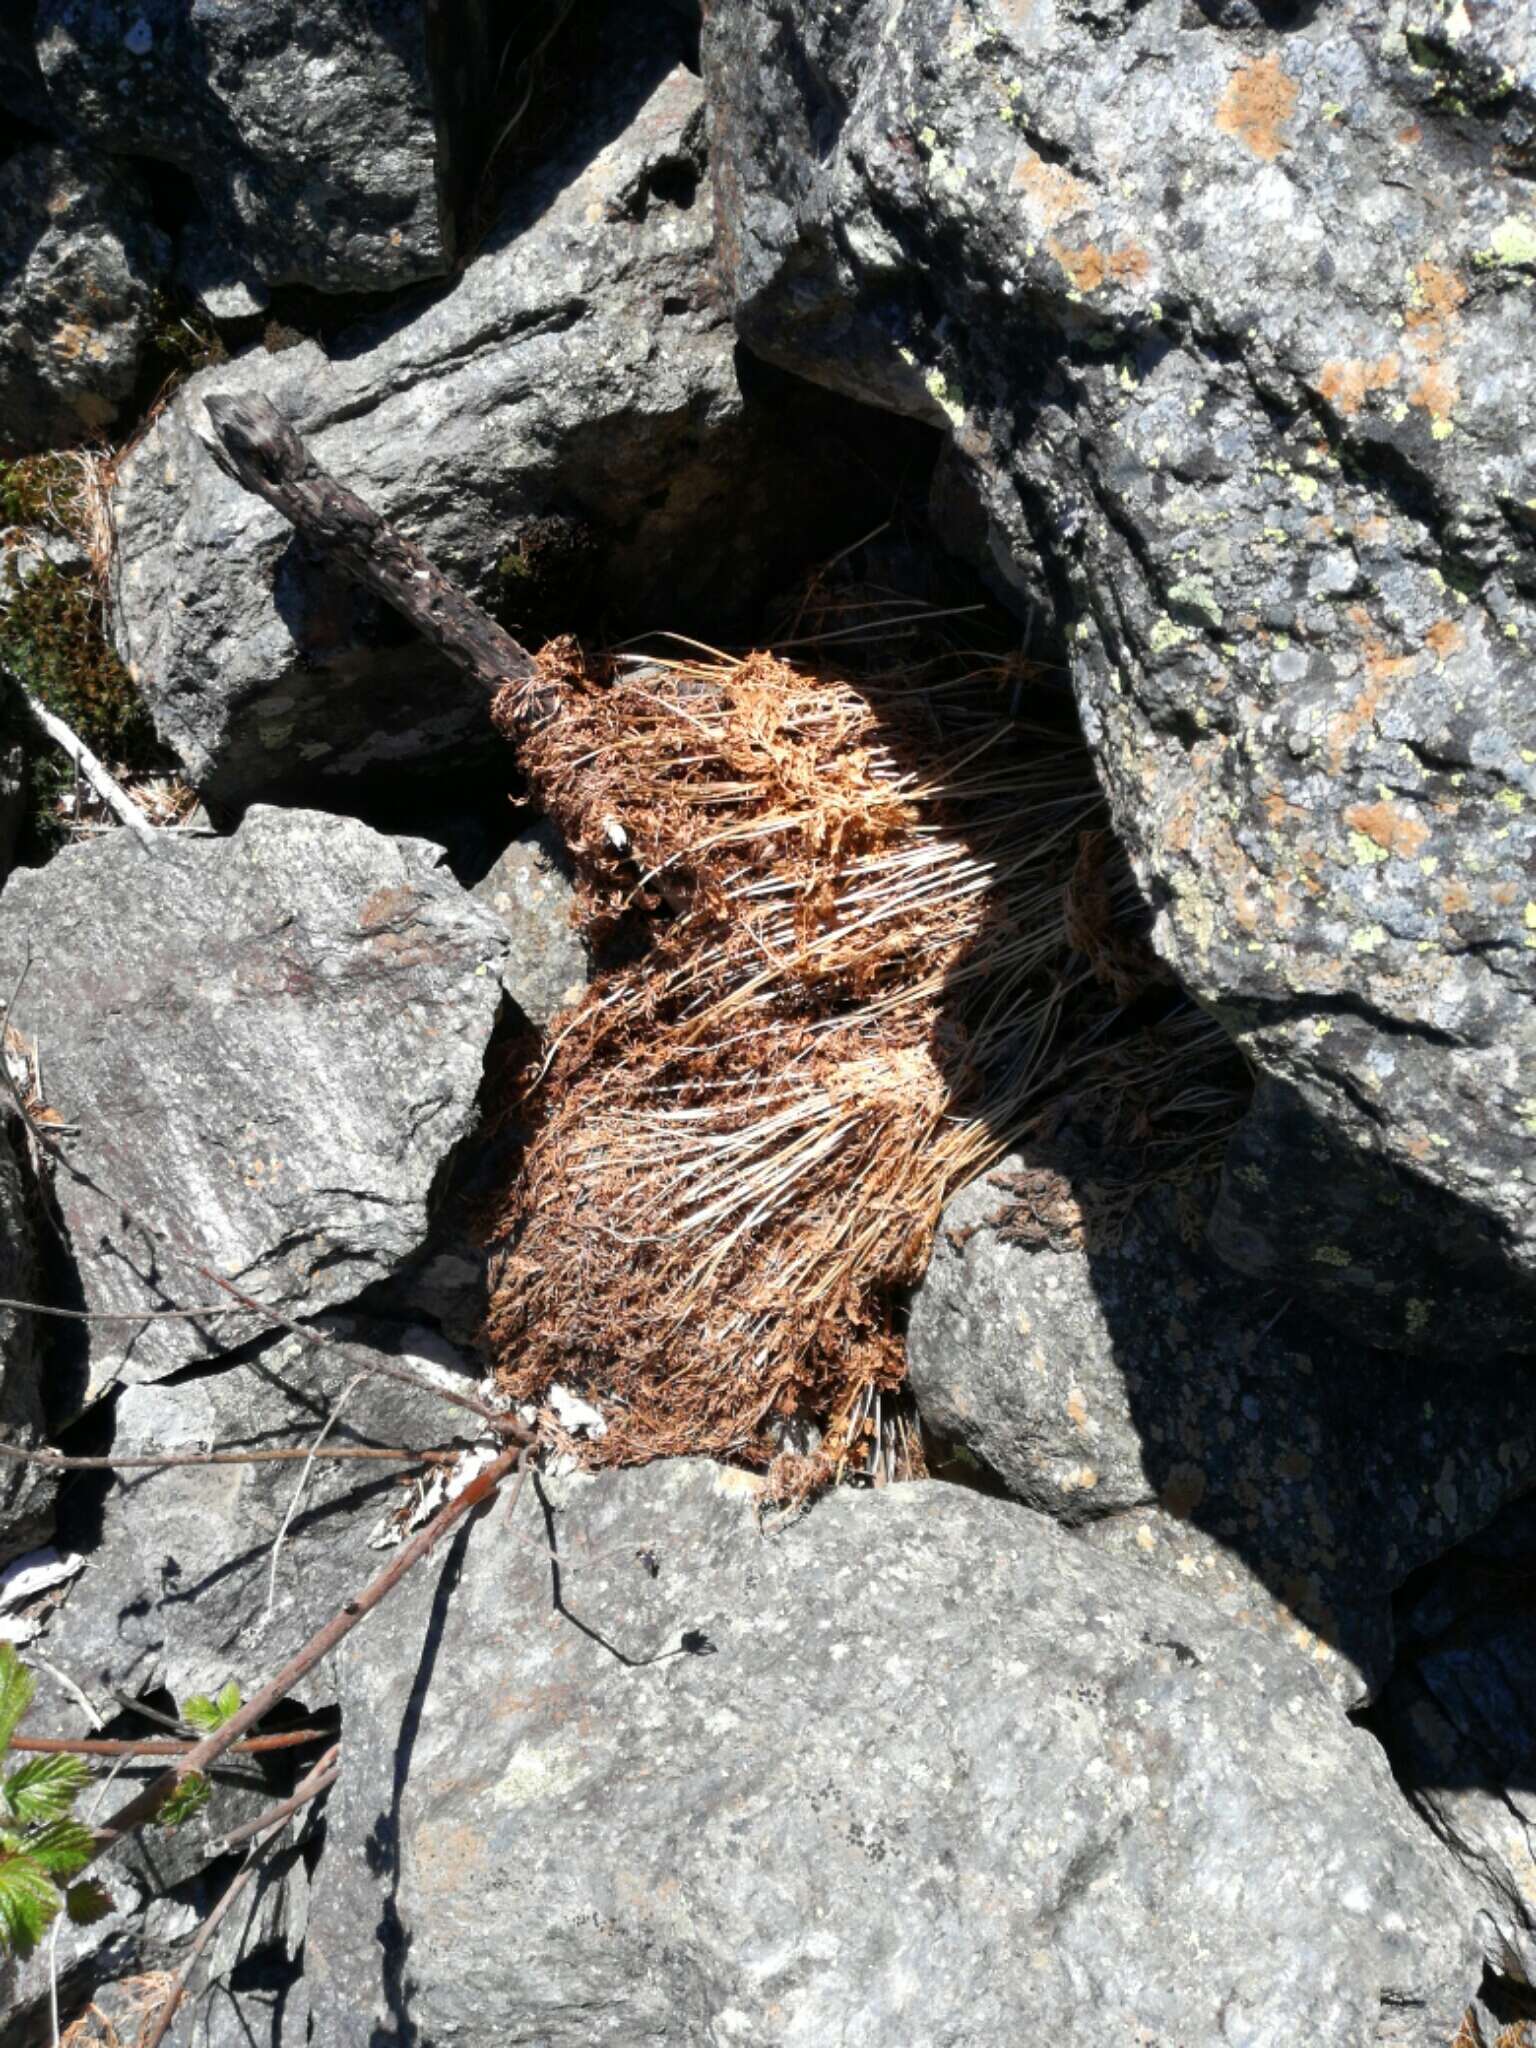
{"left": 200, "top": 393, "right": 549, "bottom": 714}
{"left": 2, "top": 662, "right": 157, "bottom": 844}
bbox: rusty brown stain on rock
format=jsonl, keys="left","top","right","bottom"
{"left": 1316, "top": 354, "right": 1400, "bottom": 415}
{"left": 1045, "top": 236, "right": 1150, "bottom": 292}
{"left": 1011, "top": 146, "right": 1092, "bottom": 226}
{"left": 1404, "top": 259, "right": 1466, "bottom": 422}
{"left": 1326, "top": 673, "right": 1388, "bottom": 776}
{"left": 360, "top": 885, "right": 420, "bottom": 932}
{"left": 1424, "top": 618, "right": 1464, "bottom": 661}
{"left": 1440, "top": 879, "right": 1473, "bottom": 916}
{"left": 1344, "top": 799, "right": 1430, "bottom": 859}
{"left": 1215, "top": 53, "right": 1298, "bottom": 162}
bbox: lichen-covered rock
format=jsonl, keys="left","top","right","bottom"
{"left": 0, "top": 1121, "right": 53, "bottom": 1565}
{"left": 908, "top": 1148, "right": 1536, "bottom": 1705}
{"left": 0, "top": 144, "right": 168, "bottom": 453}
{"left": 109, "top": 28, "right": 903, "bottom": 812}
{"left": 471, "top": 819, "right": 590, "bottom": 1030}
{"left": 31, "top": 0, "right": 496, "bottom": 294}
{"left": 304, "top": 1459, "right": 1479, "bottom": 2047}
{"left": 703, "top": 0, "right": 1536, "bottom": 1351}
{"left": 1378, "top": 1497, "right": 1536, "bottom": 1990}
{"left": 0, "top": 808, "right": 507, "bottom": 1385}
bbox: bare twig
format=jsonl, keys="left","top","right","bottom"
{"left": 0, "top": 1438, "right": 463, "bottom": 1474}
{"left": 0, "top": 1298, "right": 255, "bottom": 1322}
{"left": 82, "top": 1440, "right": 523, "bottom": 1871}
{"left": 10, "top": 1729, "right": 327, "bottom": 1758}
{"left": 263, "top": 1369, "right": 371, "bottom": 1624}
{"left": 207, "top": 1742, "right": 340, "bottom": 1857}
{"left": 2, "top": 667, "right": 156, "bottom": 844}
{"left": 137, "top": 1740, "right": 341, "bottom": 2048}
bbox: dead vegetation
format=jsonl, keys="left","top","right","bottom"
{"left": 481, "top": 589, "right": 1248, "bottom": 1489}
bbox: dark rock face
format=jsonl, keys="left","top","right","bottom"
{"left": 1377, "top": 1498, "right": 1536, "bottom": 1990}
{"left": 32, "top": 0, "right": 492, "bottom": 294}
{"left": 909, "top": 1151, "right": 1536, "bottom": 1706}
{"left": 303, "top": 1460, "right": 1478, "bottom": 2047}
{"left": 702, "top": 0, "right": 1536, "bottom": 1351}
{"left": 108, "top": 42, "right": 905, "bottom": 811}
{"left": 0, "top": 144, "right": 168, "bottom": 453}
{"left": 0, "top": 808, "right": 507, "bottom": 1386}
{"left": 0, "top": 1121, "right": 53, "bottom": 1566}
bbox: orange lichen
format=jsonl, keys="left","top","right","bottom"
{"left": 1316, "top": 355, "right": 1400, "bottom": 415}
{"left": 1216, "top": 53, "right": 1298, "bottom": 162}
{"left": 1011, "top": 146, "right": 1092, "bottom": 225}
{"left": 1404, "top": 259, "right": 1466, "bottom": 423}
{"left": 1344, "top": 799, "right": 1430, "bottom": 859}
{"left": 1045, "top": 236, "right": 1150, "bottom": 292}
{"left": 1424, "top": 618, "right": 1464, "bottom": 661}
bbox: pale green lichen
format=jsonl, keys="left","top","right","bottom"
{"left": 1312, "top": 1245, "right": 1352, "bottom": 1267}
{"left": 1349, "top": 831, "right": 1390, "bottom": 866}
{"left": 1167, "top": 576, "right": 1222, "bottom": 628}
{"left": 1405, "top": 1298, "right": 1431, "bottom": 1336}
{"left": 1475, "top": 216, "right": 1536, "bottom": 270}
{"left": 1349, "top": 923, "right": 1388, "bottom": 953}
{"left": 1292, "top": 475, "right": 1320, "bottom": 505}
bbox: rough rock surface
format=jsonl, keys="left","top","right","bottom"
{"left": 471, "top": 818, "right": 590, "bottom": 1029}
{"left": 37, "top": 1322, "right": 476, "bottom": 1713}
{"left": 109, "top": 30, "right": 906, "bottom": 812}
{"left": 0, "top": 143, "right": 168, "bottom": 453}
{"left": 31, "top": 0, "right": 492, "bottom": 294}
{"left": 0, "top": 1121, "right": 53, "bottom": 1565}
{"left": 704, "top": 0, "right": 1536, "bottom": 1350}
{"left": 0, "top": 808, "right": 507, "bottom": 1385}
{"left": 304, "top": 1459, "right": 1478, "bottom": 2047}
{"left": 1378, "top": 1498, "right": 1536, "bottom": 1989}
{"left": 908, "top": 1148, "right": 1536, "bottom": 1704}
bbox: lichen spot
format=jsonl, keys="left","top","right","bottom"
{"left": 1343, "top": 799, "right": 1430, "bottom": 860}
{"left": 1216, "top": 53, "right": 1298, "bottom": 162}
{"left": 1315, "top": 356, "right": 1399, "bottom": 416}
{"left": 1010, "top": 146, "right": 1092, "bottom": 227}
{"left": 1423, "top": 618, "right": 1463, "bottom": 662}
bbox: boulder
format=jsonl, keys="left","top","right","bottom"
{"left": 37, "top": 1321, "right": 479, "bottom": 1713}
{"left": 908, "top": 1148, "right": 1536, "bottom": 1705}
{"left": 304, "top": 1459, "right": 1478, "bottom": 2047}
{"left": 31, "top": 0, "right": 500, "bottom": 295}
{"left": 0, "top": 143, "right": 168, "bottom": 453}
{"left": 107, "top": 28, "right": 920, "bottom": 812}
{"left": 471, "top": 818, "right": 590, "bottom": 1030}
{"left": 0, "top": 1120, "right": 53, "bottom": 1565}
{"left": 1377, "top": 1497, "right": 1536, "bottom": 1990}
{"left": 0, "top": 808, "right": 508, "bottom": 1386}
{"left": 702, "top": 0, "right": 1536, "bottom": 1351}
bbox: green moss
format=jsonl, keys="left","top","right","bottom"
{"left": 0, "top": 560, "right": 162, "bottom": 855}
{"left": 0, "top": 456, "right": 86, "bottom": 539}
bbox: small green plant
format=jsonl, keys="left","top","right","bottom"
{"left": 0, "top": 1645, "right": 111, "bottom": 1959}
{"left": 149, "top": 1681, "right": 243, "bottom": 1830}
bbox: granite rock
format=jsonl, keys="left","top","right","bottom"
{"left": 303, "top": 1459, "right": 1479, "bottom": 2047}
{"left": 0, "top": 808, "right": 507, "bottom": 1385}
{"left": 703, "top": 0, "right": 1536, "bottom": 1350}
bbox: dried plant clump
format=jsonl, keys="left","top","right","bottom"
{"left": 480, "top": 624, "right": 1213, "bottom": 1475}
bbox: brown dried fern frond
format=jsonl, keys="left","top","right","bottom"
{"left": 483, "top": 640, "right": 1109, "bottom": 1467}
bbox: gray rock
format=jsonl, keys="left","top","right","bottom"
{"left": 0, "top": 143, "right": 168, "bottom": 453}
{"left": 472, "top": 818, "right": 590, "bottom": 1030}
{"left": 0, "top": 1121, "right": 53, "bottom": 1565}
{"left": 1378, "top": 1498, "right": 1536, "bottom": 1989}
{"left": 702, "top": 0, "right": 1536, "bottom": 1351}
{"left": 37, "top": 1321, "right": 478, "bottom": 1713}
{"left": 32, "top": 0, "right": 495, "bottom": 295}
{"left": 908, "top": 1149, "right": 1536, "bottom": 1705}
{"left": 305, "top": 1459, "right": 1479, "bottom": 2047}
{"left": 0, "top": 807, "right": 508, "bottom": 1385}
{"left": 108, "top": 38, "right": 909, "bottom": 810}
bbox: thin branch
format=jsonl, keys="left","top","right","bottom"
{"left": 207, "top": 1743, "right": 340, "bottom": 1857}
{"left": 3, "top": 665, "right": 157, "bottom": 844}
{"left": 138, "top": 1740, "right": 341, "bottom": 2048}
{"left": 82, "top": 1440, "right": 523, "bottom": 1872}
{"left": 10, "top": 1729, "right": 328, "bottom": 1757}
{"left": 263, "top": 1369, "right": 370, "bottom": 1624}
{"left": 0, "top": 1297, "right": 256, "bottom": 1322}
{"left": 0, "top": 1438, "right": 462, "bottom": 1474}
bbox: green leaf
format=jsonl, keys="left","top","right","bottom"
{"left": 0, "top": 1855, "right": 60, "bottom": 1959}
{"left": 154, "top": 1774, "right": 210, "bottom": 1829}
{"left": 181, "top": 1681, "right": 240, "bottom": 1734}
{"left": 0, "top": 1646, "right": 35, "bottom": 1755}
{"left": 3, "top": 1753, "right": 92, "bottom": 1823}
{"left": 23, "top": 1817, "right": 94, "bottom": 1878}
{"left": 64, "top": 1880, "right": 112, "bottom": 1928}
